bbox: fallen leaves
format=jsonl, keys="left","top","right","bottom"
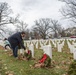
{"left": 5, "top": 71, "right": 14, "bottom": 75}
{"left": 55, "top": 65, "right": 60, "bottom": 69}
{"left": 0, "top": 41, "right": 74, "bottom": 75}
{"left": 4, "top": 66, "right": 8, "bottom": 70}
{"left": 0, "top": 45, "right": 5, "bottom": 50}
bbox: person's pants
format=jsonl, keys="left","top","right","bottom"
{"left": 12, "top": 46, "right": 19, "bottom": 57}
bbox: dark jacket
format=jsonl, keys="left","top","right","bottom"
{"left": 8, "top": 32, "right": 25, "bottom": 50}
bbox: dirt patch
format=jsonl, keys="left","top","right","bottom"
{"left": 0, "top": 45, "right": 5, "bottom": 50}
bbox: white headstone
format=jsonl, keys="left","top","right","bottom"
{"left": 29, "top": 44, "right": 34, "bottom": 58}
{"left": 67, "top": 42, "right": 73, "bottom": 53}
{"left": 36, "top": 42, "right": 38, "bottom": 49}
{"left": 73, "top": 50, "right": 76, "bottom": 60}
{"left": 48, "top": 40, "right": 51, "bottom": 45}
{"left": 19, "top": 49, "right": 24, "bottom": 54}
{"left": 40, "top": 41, "right": 44, "bottom": 49}
{"left": 24, "top": 41, "right": 26, "bottom": 47}
{"left": 57, "top": 43, "right": 62, "bottom": 52}
{"left": 43, "top": 45, "right": 52, "bottom": 59}
{"left": 27, "top": 42, "right": 30, "bottom": 47}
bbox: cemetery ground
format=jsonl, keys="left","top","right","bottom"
{"left": 0, "top": 40, "right": 74, "bottom": 75}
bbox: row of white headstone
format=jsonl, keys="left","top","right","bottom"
{"left": 67, "top": 40, "right": 76, "bottom": 60}
{"left": 20, "top": 44, "right": 52, "bottom": 59}
{"left": 24, "top": 39, "right": 76, "bottom": 60}
{"left": 0, "top": 39, "right": 76, "bottom": 60}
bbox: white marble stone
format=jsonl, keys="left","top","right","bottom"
{"left": 19, "top": 49, "right": 24, "bottom": 54}
{"left": 57, "top": 43, "right": 62, "bottom": 52}
{"left": 29, "top": 44, "right": 34, "bottom": 58}
{"left": 73, "top": 50, "right": 76, "bottom": 60}
{"left": 67, "top": 41, "right": 73, "bottom": 53}
{"left": 36, "top": 42, "right": 38, "bottom": 49}
{"left": 40, "top": 41, "right": 44, "bottom": 49}
{"left": 43, "top": 45, "right": 52, "bottom": 59}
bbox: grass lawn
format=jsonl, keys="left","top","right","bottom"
{"left": 0, "top": 46, "right": 73, "bottom": 75}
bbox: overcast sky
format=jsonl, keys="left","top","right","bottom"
{"left": 0, "top": 0, "right": 71, "bottom": 29}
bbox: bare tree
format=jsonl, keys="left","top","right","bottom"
{"left": 60, "top": 0, "right": 76, "bottom": 23}
{"left": 33, "top": 18, "right": 51, "bottom": 39}
{"left": 30, "top": 29, "right": 41, "bottom": 39}
{"left": 33, "top": 30, "right": 40, "bottom": 39}
{"left": 33, "top": 18, "right": 62, "bottom": 39}
{"left": 10, "top": 14, "right": 28, "bottom": 32}
{"left": 59, "top": 28, "right": 66, "bottom": 37}
{"left": 15, "top": 20, "right": 28, "bottom": 32}
{"left": 50, "top": 19, "right": 62, "bottom": 38}
{"left": 0, "top": 2, "right": 27, "bottom": 38}
{"left": 0, "top": 2, "right": 12, "bottom": 25}
{"left": 0, "top": 2, "right": 12, "bottom": 36}
{"left": 9, "top": 14, "right": 20, "bottom": 24}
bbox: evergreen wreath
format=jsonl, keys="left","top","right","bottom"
{"left": 24, "top": 50, "right": 32, "bottom": 60}
{"left": 39, "top": 53, "right": 51, "bottom": 67}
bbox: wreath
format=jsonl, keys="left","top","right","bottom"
{"left": 24, "top": 50, "right": 32, "bottom": 60}
{"left": 39, "top": 54, "right": 51, "bottom": 67}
